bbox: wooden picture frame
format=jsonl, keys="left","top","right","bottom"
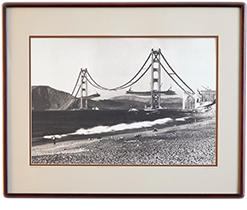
{"left": 2, "top": 2, "right": 245, "bottom": 198}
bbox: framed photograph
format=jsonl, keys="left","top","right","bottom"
{"left": 3, "top": 2, "right": 245, "bottom": 198}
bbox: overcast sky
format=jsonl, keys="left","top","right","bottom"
{"left": 31, "top": 37, "right": 216, "bottom": 99}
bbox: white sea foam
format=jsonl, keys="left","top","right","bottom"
{"left": 73, "top": 118, "right": 172, "bottom": 135}
{"left": 43, "top": 134, "right": 68, "bottom": 139}
{"left": 43, "top": 117, "right": 173, "bottom": 139}
{"left": 175, "top": 118, "right": 186, "bottom": 122}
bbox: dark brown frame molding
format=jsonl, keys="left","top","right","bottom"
{"left": 2, "top": 2, "right": 245, "bottom": 198}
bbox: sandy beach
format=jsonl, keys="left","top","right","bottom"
{"left": 31, "top": 115, "right": 216, "bottom": 165}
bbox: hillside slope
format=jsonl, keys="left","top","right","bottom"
{"left": 32, "top": 86, "right": 182, "bottom": 111}
{"left": 111, "top": 95, "right": 182, "bottom": 109}
{"left": 32, "top": 86, "right": 77, "bottom": 111}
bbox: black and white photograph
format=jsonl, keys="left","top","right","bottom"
{"left": 30, "top": 37, "right": 217, "bottom": 166}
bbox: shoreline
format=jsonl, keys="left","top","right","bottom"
{"left": 31, "top": 115, "right": 216, "bottom": 165}
{"left": 32, "top": 114, "right": 206, "bottom": 146}
{"left": 31, "top": 109, "right": 192, "bottom": 138}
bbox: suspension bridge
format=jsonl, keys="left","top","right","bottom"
{"left": 70, "top": 48, "right": 196, "bottom": 110}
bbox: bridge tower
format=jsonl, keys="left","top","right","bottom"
{"left": 80, "top": 68, "right": 88, "bottom": 109}
{"left": 151, "top": 48, "right": 161, "bottom": 109}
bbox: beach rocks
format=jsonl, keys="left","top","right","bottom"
{"left": 153, "top": 128, "right": 158, "bottom": 132}
{"left": 31, "top": 118, "right": 216, "bottom": 165}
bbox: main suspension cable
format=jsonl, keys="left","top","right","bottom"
{"left": 86, "top": 63, "right": 152, "bottom": 91}
{"left": 71, "top": 70, "right": 82, "bottom": 96}
{"left": 159, "top": 60, "right": 194, "bottom": 97}
{"left": 86, "top": 52, "right": 152, "bottom": 91}
{"left": 86, "top": 71, "right": 113, "bottom": 90}
{"left": 112, "top": 63, "right": 152, "bottom": 90}
{"left": 74, "top": 83, "right": 82, "bottom": 98}
{"left": 158, "top": 60, "right": 187, "bottom": 93}
{"left": 160, "top": 52, "right": 195, "bottom": 94}
{"left": 86, "top": 74, "right": 108, "bottom": 90}
{"left": 108, "top": 52, "right": 152, "bottom": 90}
{"left": 72, "top": 50, "right": 195, "bottom": 97}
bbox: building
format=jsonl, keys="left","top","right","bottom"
{"left": 183, "top": 88, "right": 216, "bottom": 110}
{"left": 199, "top": 89, "right": 216, "bottom": 103}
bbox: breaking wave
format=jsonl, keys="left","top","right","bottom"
{"left": 74, "top": 117, "right": 173, "bottom": 135}
{"left": 43, "top": 117, "right": 174, "bottom": 139}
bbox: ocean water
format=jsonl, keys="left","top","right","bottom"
{"left": 32, "top": 109, "right": 190, "bottom": 138}
{"left": 43, "top": 117, "right": 174, "bottom": 139}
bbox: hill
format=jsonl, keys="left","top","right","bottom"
{"left": 31, "top": 86, "right": 182, "bottom": 111}
{"left": 111, "top": 95, "right": 182, "bottom": 109}
{"left": 32, "top": 86, "right": 76, "bottom": 111}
